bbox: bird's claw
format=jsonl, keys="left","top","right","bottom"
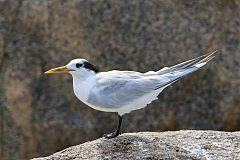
{"left": 103, "top": 132, "right": 120, "bottom": 139}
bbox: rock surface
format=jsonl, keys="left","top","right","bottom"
{"left": 33, "top": 130, "right": 240, "bottom": 160}
{"left": 1, "top": 0, "right": 240, "bottom": 159}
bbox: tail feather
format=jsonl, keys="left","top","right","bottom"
{"left": 155, "top": 50, "right": 217, "bottom": 90}
{"left": 157, "top": 50, "right": 217, "bottom": 75}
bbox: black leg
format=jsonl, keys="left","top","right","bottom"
{"left": 104, "top": 114, "right": 122, "bottom": 139}
{"left": 115, "top": 114, "right": 122, "bottom": 135}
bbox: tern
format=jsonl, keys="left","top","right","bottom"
{"left": 45, "top": 51, "right": 216, "bottom": 138}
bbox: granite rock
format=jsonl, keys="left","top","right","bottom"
{"left": 0, "top": 0, "right": 239, "bottom": 159}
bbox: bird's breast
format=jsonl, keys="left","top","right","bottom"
{"left": 72, "top": 78, "right": 94, "bottom": 103}
{"left": 73, "top": 83, "right": 89, "bottom": 103}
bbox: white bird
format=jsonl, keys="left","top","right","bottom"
{"left": 45, "top": 51, "right": 216, "bottom": 138}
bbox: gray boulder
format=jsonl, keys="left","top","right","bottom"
{"left": 33, "top": 130, "right": 240, "bottom": 160}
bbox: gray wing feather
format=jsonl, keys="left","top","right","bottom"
{"left": 154, "top": 51, "right": 217, "bottom": 89}
{"left": 157, "top": 50, "right": 217, "bottom": 75}
{"left": 87, "top": 74, "right": 166, "bottom": 108}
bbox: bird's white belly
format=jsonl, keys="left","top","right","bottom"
{"left": 78, "top": 89, "right": 163, "bottom": 116}
{"left": 117, "top": 89, "right": 163, "bottom": 115}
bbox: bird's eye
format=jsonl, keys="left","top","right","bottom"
{"left": 76, "top": 63, "right": 83, "bottom": 68}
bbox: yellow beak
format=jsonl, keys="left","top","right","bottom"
{"left": 45, "top": 66, "right": 74, "bottom": 74}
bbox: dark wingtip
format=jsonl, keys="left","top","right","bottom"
{"left": 198, "top": 50, "right": 217, "bottom": 64}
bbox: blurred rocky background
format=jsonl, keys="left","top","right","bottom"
{"left": 0, "top": 0, "right": 239, "bottom": 159}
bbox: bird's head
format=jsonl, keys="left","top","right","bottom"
{"left": 45, "top": 58, "right": 98, "bottom": 78}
